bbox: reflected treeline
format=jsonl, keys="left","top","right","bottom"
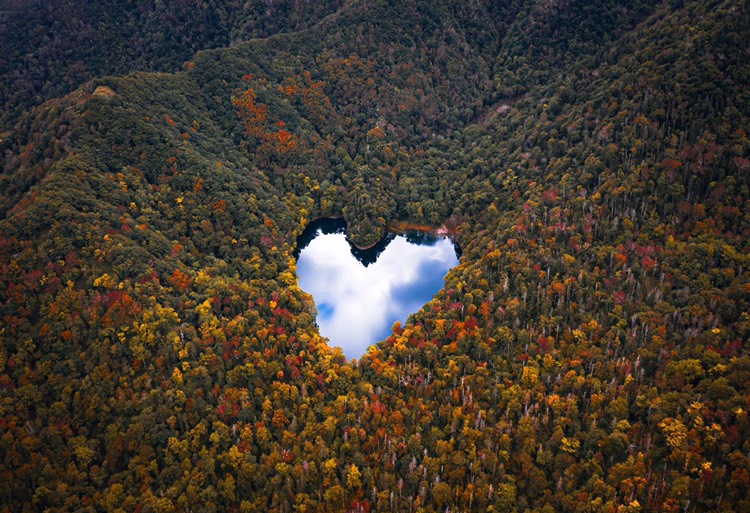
{"left": 350, "top": 233, "right": 395, "bottom": 267}
{"left": 403, "top": 231, "right": 462, "bottom": 258}
{"left": 293, "top": 218, "right": 348, "bottom": 258}
{"left": 294, "top": 218, "right": 461, "bottom": 266}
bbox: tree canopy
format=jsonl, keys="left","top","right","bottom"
{"left": 0, "top": 0, "right": 748, "bottom": 511}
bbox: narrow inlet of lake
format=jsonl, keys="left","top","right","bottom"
{"left": 294, "top": 220, "right": 459, "bottom": 359}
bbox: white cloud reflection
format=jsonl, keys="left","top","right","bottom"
{"left": 296, "top": 233, "right": 458, "bottom": 359}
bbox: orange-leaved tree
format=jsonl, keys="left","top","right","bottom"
{"left": 232, "top": 87, "right": 268, "bottom": 139}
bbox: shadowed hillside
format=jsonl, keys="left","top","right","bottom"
{"left": 0, "top": 0, "right": 345, "bottom": 131}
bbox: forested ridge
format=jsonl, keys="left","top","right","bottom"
{"left": 1, "top": 0, "right": 749, "bottom": 512}
{"left": 0, "top": 0, "right": 345, "bottom": 132}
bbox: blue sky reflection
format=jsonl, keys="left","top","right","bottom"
{"left": 296, "top": 232, "right": 459, "bottom": 359}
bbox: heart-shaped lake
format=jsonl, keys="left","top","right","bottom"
{"left": 294, "top": 219, "right": 460, "bottom": 359}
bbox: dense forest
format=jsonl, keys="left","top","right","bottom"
{"left": 1, "top": 0, "right": 749, "bottom": 512}
{"left": 0, "top": 0, "right": 345, "bottom": 132}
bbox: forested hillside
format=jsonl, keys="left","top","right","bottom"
{"left": 0, "top": 0, "right": 345, "bottom": 132}
{"left": 1, "top": 0, "right": 749, "bottom": 512}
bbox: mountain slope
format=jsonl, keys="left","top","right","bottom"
{"left": 0, "top": 0, "right": 748, "bottom": 511}
{"left": 0, "top": 0, "right": 346, "bottom": 132}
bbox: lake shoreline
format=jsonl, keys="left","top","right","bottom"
{"left": 296, "top": 216, "right": 460, "bottom": 253}
{"left": 295, "top": 223, "right": 460, "bottom": 359}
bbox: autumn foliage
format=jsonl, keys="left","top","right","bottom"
{"left": 0, "top": 0, "right": 748, "bottom": 512}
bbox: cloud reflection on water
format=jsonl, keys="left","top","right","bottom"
{"left": 296, "top": 233, "right": 459, "bottom": 359}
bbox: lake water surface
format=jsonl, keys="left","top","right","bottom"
{"left": 294, "top": 219, "right": 459, "bottom": 359}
